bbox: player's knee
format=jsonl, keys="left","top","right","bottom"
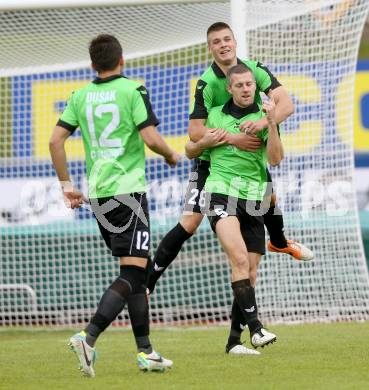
{"left": 180, "top": 214, "right": 203, "bottom": 234}
{"left": 119, "top": 265, "right": 146, "bottom": 294}
{"left": 231, "top": 252, "right": 249, "bottom": 272}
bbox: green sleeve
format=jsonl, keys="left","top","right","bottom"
{"left": 253, "top": 62, "right": 282, "bottom": 94}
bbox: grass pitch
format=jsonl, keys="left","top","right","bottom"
{"left": 1, "top": 322, "right": 368, "bottom": 390}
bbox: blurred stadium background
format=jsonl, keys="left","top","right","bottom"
{"left": 1, "top": 1, "right": 369, "bottom": 389}
{"left": 355, "top": 15, "right": 369, "bottom": 262}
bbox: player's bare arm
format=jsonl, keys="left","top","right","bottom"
{"left": 189, "top": 117, "right": 262, "bottom": 152}
{"left": 49, "top": 125, "right": 84, "bottom": 209}
{"left": 188, "top": 118, "right": 209, "bottom": 142}
{"left": 226, "top": 132, "right": 263, "bottom": 151}
{"left": 263, "top": 92, "right": 284, "bottom": 166}
{"left": 185, "top": 128, "right": 227, "bottom": 159}
{"left": 140, "top": 125, "right": 180, "bottom": 166}
{"left": 239, "top": 85, "right": 294, "bottom": 135}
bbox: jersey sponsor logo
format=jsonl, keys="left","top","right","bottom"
{"left": 244, "top": 306, "right": 255, "bottom": 313}
{"left": 226, "top": 145, "right": 237, "bottom": 152}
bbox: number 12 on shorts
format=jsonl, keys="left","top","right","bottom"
{"left": 136, "top": 231, "right": 149, "bottom": 250}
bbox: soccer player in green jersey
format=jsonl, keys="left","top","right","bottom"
{"left": 204, "top": 63, "right": 282, "bottom": 353}
{"left": 49, "top": 34, "right": 179, "bottom": 377}
{"left": 147, "top": 21, "right": 313, "bottom": 294}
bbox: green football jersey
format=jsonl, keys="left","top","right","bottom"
{"left": 58, "top": 75, "right": 159, "bottom": 198}
{"left": 190, "top": 58, "right": 281, "bottom": 161}
{"left": 204, "top": 99, "right": 269, "bottom": 201}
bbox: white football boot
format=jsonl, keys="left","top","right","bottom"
{"left": 251, "top": 328, "right": 277, "bottom": 348}
{"left": 68, "top": 331, "right": 97, "bottom": 378}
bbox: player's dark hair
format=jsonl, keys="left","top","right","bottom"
{"left": 207, "top": 22, "right": 233, "bottom": 37}
{"left": 89, "top": 34, "right": 122, "bottom": 72}
{"left": 226, "top": 63, "right": 254, "bottom": 82}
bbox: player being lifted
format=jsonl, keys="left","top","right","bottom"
{"left": 201, "top": 63, "right": 282, "bottom": 353}
{"left": 49, "top": 34, "right": 179, "bottom": 377}
{"left": 147, "top": 22, "right": 313, "bottom": 294}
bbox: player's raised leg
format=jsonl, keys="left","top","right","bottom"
{"left": 264, "top": 191, "right": 314, "bottom": 261}
{"left": 146, "top": 213, "right": 202, "bottom": 294}
{"left": 147, "top": 159, "right": 209, "bottom": 294}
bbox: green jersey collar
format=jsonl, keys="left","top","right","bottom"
{"left": 211, "top": 58, "right": 243, "bottom": 78}
{"left": 222, "top": 98, "right": 259, "bottom": 119}
{"left": 92, "top": 74, "right": 125, "bottom": 84}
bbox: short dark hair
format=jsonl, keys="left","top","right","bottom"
{"left": 89, "top": 34, "right": 122, "bottom": 72}
{"left": 207, "top": 22, "right": 233, "bottom": 37}
{"left": 226, "top": 63, "right": 254, "bottom": 82}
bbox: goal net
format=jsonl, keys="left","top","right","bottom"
{"left": 1, "top": 0, "right": 369, "bottom": 326}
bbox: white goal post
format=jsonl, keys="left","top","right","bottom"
{"left": 1, "top": 0, "right": 369, "bottom": 327}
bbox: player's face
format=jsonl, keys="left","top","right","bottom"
{"left": 228, "top": 71, "right": 256, "bottom": 108}
{"left": 207, "top": 28, "right": 237, "bottom": 65}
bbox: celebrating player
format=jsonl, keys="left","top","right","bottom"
{"left": 49, "top": 34, "right": 179, "bottom": 377}
{"left": 147, "top": 21, "right": 313, "bottom": 295}
{"left": 204, "top": 63, "right": 282, "bottom": 353}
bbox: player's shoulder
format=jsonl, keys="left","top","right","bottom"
{"left": 114, "top": 76, "right": 146, "bottom": 92}
{"left": 239, "top": 58, "right": 260, "bottom": 70}
{"left": 206, "top": 104, "right": 226, "bottom": 128}
{"left": 110, "top": 77, "right": 152, "bottom": 103}
{"left": 242, "top": 59, "right": 273, "bottom": 74}
{"left": 199, "top": 64, "right": 217, "bottom": 84}
{"left": 65, "top": 83, "right": 90, "bottom": 107}
{"left": 70, "top": 81, "right": 92, "bottom": 97}
{"left": 196, "top": 65, "right": 223, "bottom": 94}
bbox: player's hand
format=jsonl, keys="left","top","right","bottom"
{"left": 200, "top": 128, "right": 227, "bottom": 149}
{"left": 228, "top": 133, "right": 262, "bottom": 151}
{"left": 62, "top": 189, "right": 86, "bottom": 209}
{"left": 165, "top": 150, "right": 181, "bottom": 166}
{"left": 262, "top": 90, "right": 277, "bottom": 124}
{"left": 239, "top": 119, "right": 266, "bottom": 135}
